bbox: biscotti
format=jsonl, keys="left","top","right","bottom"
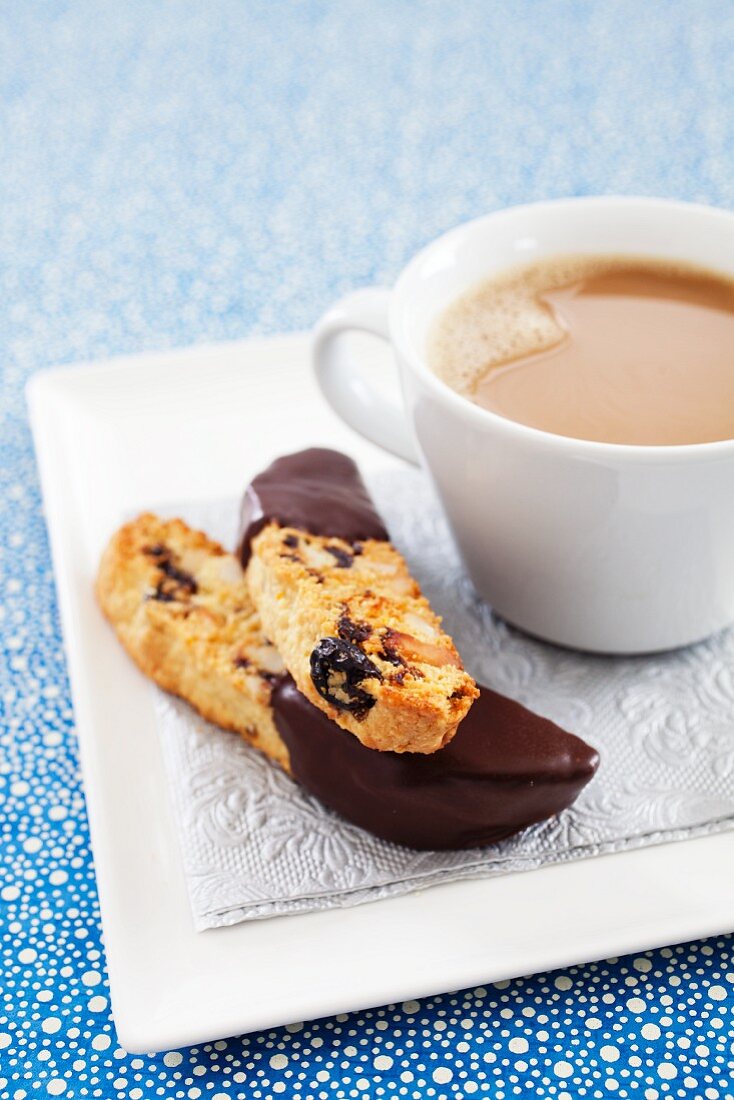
{"left": 97, "top": 512, "right": 599, "bottom": 849}
{"left": 240, "top": 449, "right": 479, "bottom": 754}
{"left": 96, "top": 513, "right": 290, "bottom": 770}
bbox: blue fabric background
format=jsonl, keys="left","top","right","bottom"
{"left": 1, "top": 2, "right": 732, "bottom": 1096}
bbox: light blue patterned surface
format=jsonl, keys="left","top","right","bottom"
{"left": 1, "top": 2, "right": 733, "bottom": 1096}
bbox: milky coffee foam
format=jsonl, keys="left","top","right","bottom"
{"left": 427, "top": 254, "right": 734, "bottom": 445}
{"left": 429, "top": 256, "right": 590, "bottom": 394}
{"left": 428, "top": 254, "right": 726, "bottom": 394}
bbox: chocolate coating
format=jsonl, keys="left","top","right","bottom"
{"left": 272, "top": 676, "right": 599, "bottom": 850}
{"left": 239, "top": 448, "right": 388, "bottom": 565}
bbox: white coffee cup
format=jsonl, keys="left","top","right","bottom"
{"left": 313, "top": 197, "right": 734, "bottom": 654}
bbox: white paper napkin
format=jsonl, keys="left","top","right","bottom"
{"left": 152, "top": 469, "right": 734, "bottom": 929}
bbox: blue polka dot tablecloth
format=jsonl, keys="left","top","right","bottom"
{"left": 1, "top": 1, "right": 733, "bottom": 1096}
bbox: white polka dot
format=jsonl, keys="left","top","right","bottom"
{"left": 316, "top": 1071, "right": 329, "bottom": 1082}
{"left": 41, "top": 1017, "right": 61, "bottom": 1034}
{"left": 273, "top": 1087, "right": 286, "bottom": 1096}
{"left": 0, "top": 1034, "right": 10, "bottom": 1049}
{"left": 91, "top": 1034, "right": 110, "bottom": 1051}
{"left": 555, "top": 1061, "right": 573, "bottom": 1078}
{"left": 374, "top": 1055, "right": 392, "bottom": 1070}
{"left": 633, "top": 957, "right": 652, "bottom": 972}
{"left": 130, "top": 1091, "right": 143, "bottom": 1100}
{"left": 601, "top": 1045, "right": 619, "bottom": 1062}
{"left": 709, "top": 985, "right": 726, "bottom": 1000}
{"left": 658, "top": 1063, "right": 677, "bottom": 1080}
{"left": 642, "top": 1023, "right": 661, "bottom": 1040}
{"left": 269, "top": 1053, "right": 288, "bottom": 1070}
{"left": 18, "top": 948, "right": 36, "bottom": 964}
{"left": 163, "top": 1051, "right": 183, "bottom": 1067}
{"left": 433, "top": 1067, "right": 452, "bottom": 1084}
{"left": 81, "top": 970, "right": 101, "bottom": 987}
{"left": 402, "top": 1000, "right": 420, "bottom": 1013}
{"left": 88, "top": 996, "right": 107, "bottom": 1012}
{"left": 555, "top": 975, "right": 573, "bottom": 990}
{"left": 627, "top": 997, "right": 646, "bottom": 1012}
{"left": 509, "top": 1037, "right": 529, "bottom": 1053}
{"left": 23, "top": 838, "right": 41, "bottom": 853}
{"left": 586, "top": 1016, "right": 602, "bottom": 1029}
{"left": 1, "top": 886, "right": 20, "bottom": 901}
{"left": 46, "top": 1083, "right": 65, "bottom": 1097}
{"left": 49, "top": 870, "right": 67, "bottom": 886}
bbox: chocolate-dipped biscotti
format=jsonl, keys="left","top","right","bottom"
{"left": 96, "top": 512, "right": 598, "bottom": 849}
{"left": 240, "top": 449, "right": 478, "bottom": 754}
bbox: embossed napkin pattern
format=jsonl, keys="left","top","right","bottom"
{"left": 152, "top": 470, "right": 734, "bottom": 929}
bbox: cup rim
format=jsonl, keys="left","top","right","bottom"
{"left": 389, "top": 195, "right": 734, "bottom": 464}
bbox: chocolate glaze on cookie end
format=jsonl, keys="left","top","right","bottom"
{"left": 238, "top": 448, "right": 388, "bottom": 566}
{"left": 272, "top": 675, "right": 599, "bottom": 850}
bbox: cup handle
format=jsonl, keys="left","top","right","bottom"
{"left": 312, "top": 287, "right": 420, "bottom": 464}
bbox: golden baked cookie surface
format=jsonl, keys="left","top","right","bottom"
{"left": 95, "top": 513, "right": 289, "bottom": 769}
{"left": 247, "top": 523, "right": 478, "bottom": 753}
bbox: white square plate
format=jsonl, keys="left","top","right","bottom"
{"left": 27, "top": 333, "right": 734, "bottom": 1054}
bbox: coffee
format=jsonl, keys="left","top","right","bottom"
{"left": 429, "top": 255, "right": 734, "bottom": 445}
